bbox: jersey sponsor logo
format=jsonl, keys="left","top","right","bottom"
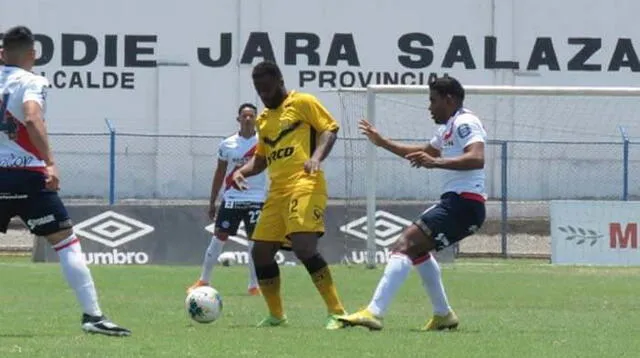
{"left": 457, "top": 123, "right": 472, "bottom": 138}
{"left": 74, "top": 211, "right": 154, "bottom": 264}
{"left": 0, "top": 154, "right": 36, "bottom": 168}
{"left": 26, "top": 214, "right": 56, "bottom": 230}
{"left": 266, "top": 146, "right": 295, "bottom": 165}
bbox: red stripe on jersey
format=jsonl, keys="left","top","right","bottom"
{"left": 460, "top": 192, "right": 485, "bottom": 203}
{"left": 0, "top": 96, "right": 44, "bottom": 162}
{"left": 15, "top": 120, "right": 44, "bottom": 160}
{"left": 223, "top": 144, "right": 257, "bottom": 191}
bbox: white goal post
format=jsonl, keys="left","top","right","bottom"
{"left": 331, "top": 84, "right": 640, "bottom": 268}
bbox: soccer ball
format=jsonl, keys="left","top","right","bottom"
{"left": 185, "top": 286, "right": 223, "bottom": 323}
{"left": 218, "top": 252, "right": 237, "bottom": 266}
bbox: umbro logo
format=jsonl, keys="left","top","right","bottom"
{"left": 74, "top": 211, "right": 154, "bottom": 248}
{"left": 339, "top": 210, "right": 411, "bottom": 247}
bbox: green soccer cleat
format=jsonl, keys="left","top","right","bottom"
{"left": 325, "top": 314, "right": 349, "bottom": 330}
{"left": 256, "top": 315, "right": 289, "bottom": 328}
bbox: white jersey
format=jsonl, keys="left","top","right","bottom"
{"left": 0, "top": 66, "right": 49, "bottom": 172}
{"left": 429, "top": 108, "right": 487, "bottom": 196}
{"left": 218, "top": 133, "right": 267, "bottom": 203}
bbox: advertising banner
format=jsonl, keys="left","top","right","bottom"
{"left": 551, "top": 201, "right": 640, "bottom": 266}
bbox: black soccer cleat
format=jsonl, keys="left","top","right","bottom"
{"left": 81, "top": 314, "right": 131, "bottom": 337}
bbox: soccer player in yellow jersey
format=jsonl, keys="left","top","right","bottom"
{"left": 231, "top": 61, "right": 348, "bottom": 329}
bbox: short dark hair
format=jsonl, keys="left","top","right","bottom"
{"left": 2, "top": 26, "right": 35, "bottom": 52}
{"left": 429, "top": 75, "right": 465, "bottom": 102}
{"left": 252, "top": 61, "right": 282, "bottom": 79}
{"left": 237, "top": 102, "right": 257, "bottom": 115}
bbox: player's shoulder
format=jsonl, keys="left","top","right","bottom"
{"left": 1, "top": 67, "right": 49, "bottom": 88}
{"left": 286, "top": 91, "right": 319, "bottom": 107}
{"left": 220, "top": 133, "right": 239, "bottom": 146}
{"left": 256, "top": 107, "right": 270, "bottom": 123}
{"left": 454, "top": 109, "right": 482, "bottom": 126}
{"left": 20, "top": 69, "right": 49, "bottom": 89}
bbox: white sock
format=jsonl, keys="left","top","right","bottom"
{"left": 367, "top": 253, "right": 412, "bottom": 317}
{"left": 415, "top": 255, "right": 452, "bottom": 316}
{"left": 53, "top": 235, "right": 102, "bottom": 317}
{"left": 247, "top": 240, "right": 258, "bottom": 289}
{"left": 200, "top": 235, "right": 225, "bottom": 283}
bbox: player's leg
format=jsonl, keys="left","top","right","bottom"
{"left": 286, "top": 192, "right": 347, "bottom": 330}
{"left": 188, "top": 201, "right": 239, "bottom": 293}
{"left": 415, "top": 195, "right": 485, "bottom": 331}
{"left": 243, "top": 203, "right": 263, "bottom": 296}
{"left": 338, "top": 224, "right": 429, "bottom": 330}
{"left": 21, "top": 191, "right": 130, "bottom": 336}
{"left": 340, "top": 195, "right": 485, "bottom": 330}
{"left": 250, "top": 197, "right": 288, "bottom": 326}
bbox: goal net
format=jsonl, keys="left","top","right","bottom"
{"left": 329, "top": 85, "right": 640, "bottom": 268}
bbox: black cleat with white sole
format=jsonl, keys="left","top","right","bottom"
{"left": 81, "top": 314, "right": 131, "bottom": 337}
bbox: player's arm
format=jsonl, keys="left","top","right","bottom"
{"left": 23, "top": 101, "right": 54, "bottom": 166}
{"left": 301, "top": 95, "right": 341, "bottom": 172}
{"left": 433, "top": 142, "right": 484, "bottom": 170}
{"left": 408, "top": 118, "right": 484, "bottom": 170}
{"left": 238, "top": 154, "right": 267, "bottom": 178}
{"left": 209, "top": 159, "right": 228, "bottom": 204}
{"left": 359, "top": 119, "right": 437, "bottom": 158}
{"left": 311, "top": 128, "right": 338, "bottom": 162}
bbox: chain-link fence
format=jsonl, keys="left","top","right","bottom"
{"left": 47, "top": 131, "right": 632, "bottom": 258}
{"left": 49, "top": 133, "right": 632, "bottom": 201}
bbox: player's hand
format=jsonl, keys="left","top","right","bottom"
{"left": 45, "top": 164, "right": 60, "bottom": 191}
{"left": 231, "top": 171, "right": 249, "bottom": 191}
{"left": 358, "top": 119, "right": 384, "bottom": 146}
{"left": 405, "top": 151, "right": 439, "bottom": 169}
{"left": 304, "top": 158, "right": 321, "bottom": 174}
{"left": 208, "top": 202, "right": 217, "bottom": 221}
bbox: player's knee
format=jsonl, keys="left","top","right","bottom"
{"left": 291, "top": 240, "right": 318, "bottom": 261}
{"left": 390, "top": 235, "right": 410, "bottom": 255}
{"left": 289, "top": 232, "right": 320, "bottom": 260}
{"left": 251, "top": 241, "right": 277, "bottom": 266}
{"left": 391, "top": 225, "right": 431, "bottom": 256}
{"left": 292, "top": 246, "right": 317, "bottom": 261}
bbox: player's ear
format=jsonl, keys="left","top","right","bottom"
{"left": 27, "top": 48, "right": 36, "bottom": 61}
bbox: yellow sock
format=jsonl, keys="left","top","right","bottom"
{"left": 308, "top": 263, "right": 346, "bottom": 315}
{"left": 258, "top": 276, "right": 284, "bottom": 319}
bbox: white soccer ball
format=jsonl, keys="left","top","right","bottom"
{"left": 218, "top": 252, "right": 237, "bottom": 266}
{"left": 185, "top": 286, "right": 223, "bottom": 323}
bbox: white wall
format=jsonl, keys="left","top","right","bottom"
{"left": 3, "top": 0, "right": 640, "bottom": 200}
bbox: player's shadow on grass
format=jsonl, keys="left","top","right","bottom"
{"left": 407, "top": 328, "right": 480, "bottom": 334}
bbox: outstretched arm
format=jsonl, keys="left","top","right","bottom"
{"left": 359, "top": 119, "right": 439, "bottom": 158}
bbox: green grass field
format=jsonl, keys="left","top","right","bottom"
{"left": 1, "top": 256, "right": 639, "bottom": 358}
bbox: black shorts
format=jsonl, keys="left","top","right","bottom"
{"left": 415, "top": 192, "right": 486, "bottom": 251}
{"left": 214, "top": 201, "right": 263, "bottom": 238}
{"left": 0, "top": 170, "right": 73, "bottom": 236}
